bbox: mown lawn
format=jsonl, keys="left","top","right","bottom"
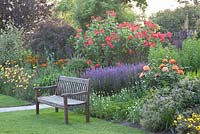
{"left": 0, "top": 94, "right": 31, "bottom": 108}
{"left": 0, "top": 108, "right": 150, "bottom": 134}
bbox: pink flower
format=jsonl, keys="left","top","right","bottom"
{"left": 77, "top": 29, "right": 82, "bottom": 33}
{"left": 86, "top": 24, "right": 90, "bottom": 28}
{"left": 91, "top": 16, "right": 95, "bottom": 19}
{"left": 151, "top": 33, "right": 158, "bottom": 38}
{"left": 106, "top": 10, "right": 116, "bottom": 17}
{"left": 135, "top": 33, "right": 143, "bottom": 38}
{"left": 100, "top": 29, "right": 105, "bottom": 34}
{"left": 158, "top": 32, "right": 165, "bottom": 42}
{"left": 162, "top": 67, "right": 169, "bottom": 72}
{"left": 84, "top": 42, "right": 88, "bottom": 48}
{"left": 149, "top": 42, "right": 156, "bottom": 47}
{"left": 167, "top": 32, "right": 172, "bottom": 38}
{"left": 94, "top": 30, "right": 99, "bottom": 36}
{"left": 88, "top": 38, "right": 93, "bottom": 45}
{"left": 142, "top": 30, "right": 147, "bottom": 37}
{"left": 75, "top": 33, "right": 80, "bottom": 38}
{"left": 101, "top": 44, "right": 105, "bottom": 47}
{"left": 85, "top": 32, "right": 88, "bottom": 37}
{"left": 144, "top": 20, "right": 157, "bottom": 29}
{"left": 86, "top": 60, "right": 92, "bottom": 65}
{"left": 143, "top": 40, "right": 148, "bottom": 46}
{"left": 95, "top": 63, "right": 100, "bottom": 68}
{"left": 128, "top": 35, "right": 133, "bottom": 40}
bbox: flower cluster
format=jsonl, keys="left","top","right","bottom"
{"left": 0, "top": 61, "right": 33, "bottom": 90}
{"left": 26, "top": 55, "right": 38, "bottom": 65}
{"left": 174, "top": 113, "right": 200, "bottom": 134}
{"left": 85, "top": 59, "right": 101, "bottom": 70}
{"left": 70, "top": 10, "right": 172, "bottom": 66}
{"left": 54, "top": 59, "right": 68, "bottom": 68}
{"left": 139, "top": 58, "right": 184, "bottom": 89}
{"left": 81, "top": 63, "right": 145, "bottom": 96}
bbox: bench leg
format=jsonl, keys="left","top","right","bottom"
{"left": 85, "top": 103, "right": 90, "bottom": 122}
{"left": 63, "top": 97, "right": 68, "bottom": 124}
{"left": 36, "top": 102, "right": 39, "bottom": 114}
{"left": 55, "top": 107, "right": 59, "bottom": 112}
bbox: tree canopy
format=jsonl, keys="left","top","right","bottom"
{"left": 0, "top": 0, "right": 52, "bottom": 30}
{"left": 54, "top": 0, "right": 147, "bottom": 30}
{"left": 150, "top": 5, "right": 200, "bottom": 32}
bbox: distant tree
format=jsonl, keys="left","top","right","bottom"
{"left": 150, "top": 5, "right": 200, "bottom": 32}
{"left": 54, "top": 0, "right": 147, "bottom": 30}
{"left": 0, "top": 0, "right": 53, "bottom": 31}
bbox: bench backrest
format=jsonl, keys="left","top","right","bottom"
{"left": 55, "top": 76, "right": 90, "bottom": 101}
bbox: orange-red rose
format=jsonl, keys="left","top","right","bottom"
{"left": 172, "top": 65, "right": 179, "bottom": 70}
{"left": 178, "top": 69, "right": 184, "bottom": 75}
{"left": 169, "top": 59, "right": 176, "bottom": 64}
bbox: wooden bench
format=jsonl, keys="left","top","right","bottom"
{"left": 34, "top": 76, "right": 90, "bottom": 124}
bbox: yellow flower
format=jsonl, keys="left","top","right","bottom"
{"left": 177, "top": 115, "right": 183, "bottom": 120}
{"left": 187, "top": 124, "right": 193, "bottom": 128}
{"left": 196, "top": 126, "right": 200, "bottom": 131}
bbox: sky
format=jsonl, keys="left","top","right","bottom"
{"left": 145, "top": 0, "right": 181, "bottom": 17}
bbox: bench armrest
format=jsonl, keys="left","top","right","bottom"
{"left": 34, "top": 85, "right": 57, "bottom": 91}
{"left": 61, "top": 91, "right": 88, "bottom": 97}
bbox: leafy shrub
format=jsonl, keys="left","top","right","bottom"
{"left": 70, "top": 11, "right": 171, "bottom": 66}
{"left": 65, "top": 57, "right": 88, "bottom": 76}
{"left": 139, "top": 58, "right": 184, "bottom": 89}
{"left": 30, "top": 19, "right": 75, "bottom": 61}
{"left": 0, "top": 24, "right": 24, "bottom": 64}
{"left": 127, "top": 100, "right": 141, "bottom": 123}
{"left": 148, "top": 43, "right": 180, "bottom": 65}
{"left": 90, "top": 89, "right": 135, "bottom": 120}
{"left": 81, "top": 63, "right": 144, "bottom": 96}
{"left": 33, "top": 64, "right": 77, "bottom": 87}
{"left": 174, "top": 113, "right": 200, "bottom": 134}
{"left": 140, "top": 78, "right": 200, "bottom": 132}
{"left": 179, "top": 39, "right": 200, "bottom": 72}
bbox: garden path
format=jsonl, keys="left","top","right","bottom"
{"left": 0, "top": 104, "right": 51, "bottom": 113}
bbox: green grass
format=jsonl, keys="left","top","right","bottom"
{"left": 0, "top": 108, "right": 150, "bottom": 134}
{"left": 0, "top": 94, "right": 31, "bottom": 108}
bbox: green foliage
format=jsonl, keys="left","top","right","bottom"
{"left": 179, "top": 39, "right": 200, "bottom": 72}
{"left": 90, "top": 90, "right": 136, "bottom": 120}
{"left": 148, "top": 39, "right": 200, "bottom": 72}
{"left": 150, "top": 5, "right": 200, "bottom": 32}
{"left": 65, "top": 57, "right": 88, "bottom": 75}
{"left": 0, "top": 24, "right": 24, "bottom": 64}
{"left": 140, "top": 78, "right": 200, "bottom": 132}
{"left": 72, "top": 0, "right": 136, "bottom": 30}
{"left": 54, "top": 0, "right": 148, "bottom": 29}
{"left": 30, "top": 19, "right": 75, "bottom": 61}
{"left": 148, "top": 43, "right": 180, "bottom": 65}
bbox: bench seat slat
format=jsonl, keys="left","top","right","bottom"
{"left": 38, "top": 95, "right": 86, "bottom": 108}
